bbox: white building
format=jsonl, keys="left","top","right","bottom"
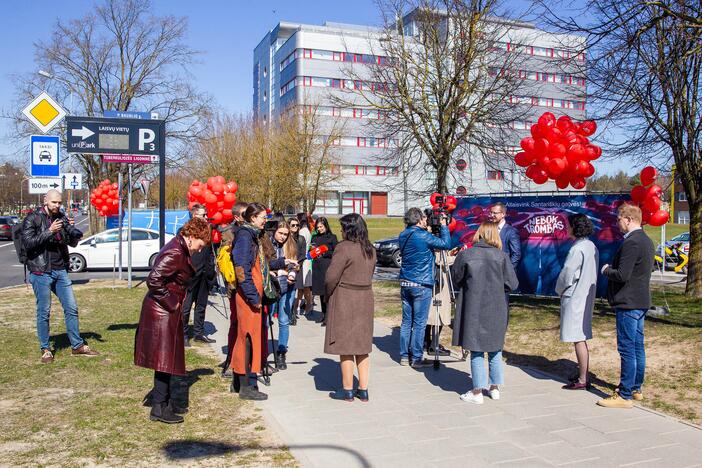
{"left": 254, "top": 11, "right": 586, "bottom": 216}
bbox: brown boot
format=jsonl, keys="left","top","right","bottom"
{"left": 41, "top": 349, "right": 54, "bottom": 364}
{"left": 71, "top": 344, "right": 99, "bottom": 356}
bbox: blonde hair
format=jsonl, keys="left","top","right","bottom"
{"left": 473, "top": 222, "right": 502, "bottom": 249}
{"left": 618, "top": 203, "right": 642, "bottom": 224}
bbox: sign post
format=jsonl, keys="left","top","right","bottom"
{"left": 127, "top": 165, "right": 133, "bottom": 288}
{"left": 118, "top": 172, "right": 124, "bottom": 280}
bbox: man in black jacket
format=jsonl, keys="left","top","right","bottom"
{"left": 22, "top": 189, "right": 99, "bottom": 363}
{"left": 598, "top": 203, "right": 654, "bottom": 409}
{"left": 182, "top": 204, "right": 216, "bottom": 346}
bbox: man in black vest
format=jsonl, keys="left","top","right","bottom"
{"left": 598, "top": 204, "right": 654, "bottom": 409}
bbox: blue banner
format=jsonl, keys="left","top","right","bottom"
{"left": 451, "top": 194, "right": 628, "bottom": 297}
{"left": 107, "top": 210, "right": 190, "bottom": 235}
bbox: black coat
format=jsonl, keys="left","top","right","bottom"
{"left": 310, "top": 232, "right": 338, "bottom": 296}
{"left": 603, "top": 229, "right": 654, "bottom": 310}
{"left": 451, "top": 241, "right": 519, "bottom": 352}
{"left": 21, "top": 208, "right": 82, "bottom": 273}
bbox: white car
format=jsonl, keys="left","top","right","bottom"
{"left": 68, "top": 228, "right": 173, "bottom": 272}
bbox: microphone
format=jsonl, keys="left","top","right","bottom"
{"left": 307, "top": 244, "right": 329, "bottom": 260}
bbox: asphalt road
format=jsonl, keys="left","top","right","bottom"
{"left": 0, "top": 214, "right": 149, "bottom": 289}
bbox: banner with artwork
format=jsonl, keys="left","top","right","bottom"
{"left": 451, "top": 193, "right": 629, "bottom": 297}
{"left": 106, "top": 210, "right": 190, "bottom": 235}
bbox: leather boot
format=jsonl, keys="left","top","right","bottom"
{"left": 238, "top": 373, "right": 268, "bottom": 401}
{"left": 150, "top": 402, "right": 184, "bottom": 424}
{"left": 276, "top": 352, "right": 287, "bottom": 370}
{"left": 231, "top": 373, "right": 242, "bottom": 393}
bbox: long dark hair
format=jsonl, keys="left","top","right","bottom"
{"left": 243, "top": 202, "right": 266, "bottom": 223}
{"left": 315, "top": 216, "right": 332, "bottom": 235}
{"left": 340, "top": 213, "right": 374, "bottom": 259}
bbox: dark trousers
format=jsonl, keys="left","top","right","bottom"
{"left": 153, "top": 371, "right": 171, "bottom": 405}
{"left": 183, "top": 274, "right": 210, "bottom": 337}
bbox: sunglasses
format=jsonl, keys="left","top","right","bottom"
{"left": 290, "top": 224, "right": 299, "bottom": 227}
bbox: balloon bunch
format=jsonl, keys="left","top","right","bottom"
{"left": 629, "top": 166, "right": 669, "bottom": 226}
{"left": 429, "top": 192, "right": 460, "bottom": 232}
{"left": 90, "top": 179, "right": 120, "bottom": 217}
{"left": 187, "top": 176, "right": 239, "bottom": 225}
{"left": 515, "top": 112, "right": 602, "bottom": 189}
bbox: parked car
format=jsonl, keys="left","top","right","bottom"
{"left": 656, "top": 232, "right": 690, "bottom": 256}
{"left": 0, "top": 217, "right": 14, "bottom": 240}
{"left": 373, "top": 237, "right": 402, "bottom": 268}
{"left": 68, "top": 228, "right": 173, "bottom": 272}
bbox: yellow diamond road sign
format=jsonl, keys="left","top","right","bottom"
{"left": 22, "top": 92, "right": 66, "bottom": 134}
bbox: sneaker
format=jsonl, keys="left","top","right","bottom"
{"left": 632, "top": 390, "right": 644, "bottom": 401}
{"left": 427, "top": 345, "right": 451, "bottom": 357}
{"left": 460, "top": 391, "right": 484, "bottom": 404}
{"left": 489, "top": 388, "right": 500, "bottom": 400}
{"left": 400, "top": 357, "right": 409, "bottom": 366}
{"left": 276, "top": 352, "right": 287, "bottom": 371}
{"left": 71, "top": 344, "right": 99, "bottom": 357}
{"left": 597, "top": 393, "right": 633, "bottom": 409}
{"left": 41, "top": 349, "right": 54, "bottom": 364}
{"left": 410, "top": 359, "right": 432, "bottom": 369}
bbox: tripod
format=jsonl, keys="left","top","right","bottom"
{"left": 431, "top": 249, "right": 456, "bottom": 370}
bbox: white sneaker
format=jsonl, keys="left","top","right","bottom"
{"left": 460, "top": 391, "right": 484, "bottom": 404}
{"left": 489, "top": 388, "right": 500, "bottom": 400}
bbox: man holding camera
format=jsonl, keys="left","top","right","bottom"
{"left": 22, "top": 189, "right": 99, "bottom": 363}
{"left": 398, "top": 207, "right": 452, "bottom": 368}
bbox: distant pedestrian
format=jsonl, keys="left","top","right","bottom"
{"left": 451, "top": 222, "right": 518, "bottom": 404}
{"left": 324, "top": 214, "right": 376, "bottom": 402}
{"left": 310, "top": 217, "right": 337, "bottom": 325}
{"left": 22, "top": 189, "right": 99, "bottom": 363}
{"left": 294, "top": 213, "right": 313, "bottom": 315}
{"left": 597, "top": 204, "right": 654, "bottom": 409}
{"left": 288, "top": 215, "right": 307, "bottom": 324}
{"left": 556, "top": 214, "right": 599, "bottom": 390}
{"left": 134, "top": 217, "right": 211, "bottom": 424}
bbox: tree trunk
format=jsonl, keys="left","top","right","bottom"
{"left": 685, "top": 197, "right": 702, "bottom": 297}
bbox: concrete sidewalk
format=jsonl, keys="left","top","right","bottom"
{"left": 203, "top": 296, "right": 702, "bottom": 468}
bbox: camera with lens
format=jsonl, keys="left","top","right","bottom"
{"left": 52, "top": 214, "right": 83, "bottom": 246}
{"left": 424, "top": 195, "right": 452, "bottom": 235}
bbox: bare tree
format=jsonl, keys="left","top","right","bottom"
{"left": 535, "top": 0, "right": 702, "bottom": 297}
{"left": 7, "top": 0, "right": 211, "bottom": 229}
{"left": 332, "top": 0, "right": 537, "bottom": 194}
{"left": 0, "top": 162, "right": 26, "bottom": 214}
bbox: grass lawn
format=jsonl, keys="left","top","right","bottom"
{"left": 643, "top": 223, "right": 689, "bottom": 244}
{"left": 0, "top": 282, "right": 295, "bottom": 466}
{"left": 326, "top": 217, "right": 404, "bottom": 242}
{"left": 373, "top": 280, "right": 702, "bottom": 425}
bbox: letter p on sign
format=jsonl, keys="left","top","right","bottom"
{"left": 138, "top": 128, "right": 156, "bottom": 151}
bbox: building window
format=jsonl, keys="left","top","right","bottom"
{"left": 376, "top": 166, "right": 386, "bottom": 176}
{"left": 315, "top": 191, "right": 340, "bottom": 215}
{"left": 357, "top": 137, "right": 366, "bottom": 147}
{"left": 332, "top": 107, "right": 341, "bottom": 117}
{"left": 303, "top": 49, "right": 312, "bottom": 59}
{"left": 333, "top": 52, "right": 343, "bottom": 61}
{"left": 677, "top": 210, "right": 689, "bottom": 224}
{"left": 678, "top": 191, "right": 687, "bottom": 201}
{"left": 575, "top": 101, "right": 586, "bottom": 110}
{"left": 487, "top": 170, "right": 504, "bottom": 181}
{"left": 331, "top": 79, "right": 342, "bottom": 88}
{"left": 355, "top": 165, "right": 367, "bottom": 175}
{"left": 342, "top": 191, "right": 369, "bottom": 214}
{"left": 353, "top": 108, "right": 362, "bottom": 118}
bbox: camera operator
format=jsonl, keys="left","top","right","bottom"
{"left": 22, "top": 189, "right": 99, "bottom": 363}
{"left": 398, "top": 207, "right": 451, "bottom": 368}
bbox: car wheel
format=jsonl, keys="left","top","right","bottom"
{"left": 68, "top": 254, "right": 86, "bottom": 273}
{"left": 149, "top": 253, "right": 158, "bottom": 268}
{"left": 392, "top": 249, "right": 402, "bottom": 268}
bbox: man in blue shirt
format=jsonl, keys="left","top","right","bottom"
{"left": 398, "top": 207, "right": 452, "bottom": 368}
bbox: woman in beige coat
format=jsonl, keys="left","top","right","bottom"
{"left": 324, "top": 213, "right": 376, "bottom": 402}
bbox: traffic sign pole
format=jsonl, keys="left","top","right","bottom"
{"left": 159, "top": 121, "right": 166, "bottom": 248}
{"left": 118, "top": 172, "right": 124, "bottom": 281}
{"left": 128, "top": 164, "right": 133, "bottom": 289}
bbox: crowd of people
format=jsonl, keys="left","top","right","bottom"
{"left": 18, "top": 189, "right": 655, "bottom": 424}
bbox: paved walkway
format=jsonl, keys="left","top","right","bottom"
{"left": 204, "top": 296, "right": 702, "bottom": 468}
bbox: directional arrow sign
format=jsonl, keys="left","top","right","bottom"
{"left": 61, "top": 172, "right": 83, "bottom": 190}
{"left": 71, "top": 126, "right": 94, "bottom": 140}
{"left": 28, "top": 177, "right": 63, "bottom": 194}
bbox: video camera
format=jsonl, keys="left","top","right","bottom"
{"left": 424, "top": 195, "right": 452, "bottom": 235}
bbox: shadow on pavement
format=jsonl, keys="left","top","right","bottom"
{"left": 372, "top": 326, "right": 401, "bottom": 363}
{"left": 308, "top": 357, "right": 345, "bottom": 392}
{"left": 162, "top": 441, "right": 371, "bottom": 467}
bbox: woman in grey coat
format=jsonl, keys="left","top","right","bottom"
{"left": 555, "top": 214, "right": 599, "bottom": 390}
{"left": 451, "top": 222, "right": 519, "bottom": 405}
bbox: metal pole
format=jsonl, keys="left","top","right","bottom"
{"left": 661, "top": 222, "right": 666, "bottom": 268}
{"left": 118, "top": 171, "right": 123, "bottom": 280}
{"left": 127, "top": 164, "right": 133, "bottom": 288}
{"left": 159, "top": 121, "right": 166, "bottom": 248}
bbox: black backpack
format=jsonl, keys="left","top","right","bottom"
{"left": 12, "top": 221, "right": 27, "bottom": 264}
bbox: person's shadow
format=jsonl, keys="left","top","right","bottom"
{"left": 372, "top": 326, "right": 401, "bottom": 363}
{"left": 308, "top": 358, "right": 358, "bottom": 392}
{"left": 142, "top": 368, "right": 215, "bottom": 410}
{"left": 52, "top": 331, "right": 104, "bottom": 352}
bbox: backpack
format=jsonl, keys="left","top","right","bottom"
{"left": 12, "top": 222, "right": 27, "bottom": 264}
{"left": 216, "top": 244, "right": 236, "bottom": 286}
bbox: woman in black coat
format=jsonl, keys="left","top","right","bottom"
{"left": 451, "top": 222, "right": 518, "bottom": 405}
{"left": 310, "top": 216, "right": 337, "bottom": 325}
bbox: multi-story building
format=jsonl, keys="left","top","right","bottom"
{"left": 254, "top": 11, "right": 587, "bottom": 216}
{"left": 671, "top": 174, "right": 690, "bottom": 224}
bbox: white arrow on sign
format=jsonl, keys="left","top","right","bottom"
{"left": 71, "top": 126, "right": 94, "bottom": 140}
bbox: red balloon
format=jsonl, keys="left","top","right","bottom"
{"left": 647, "top": 184, "right": 662, "bottom": 199}
{"left": 571, "top": 177, "right": 586, "bottom": 190}
{"left": 101, "top": 204, "right": 109, "bottom": 212}
{"left": 211, "top": 229, "right": 222, "bottom": 243}
{"left": 520, "top": 137, "right": 536, "bottom": 153}
{"left": 222, "top": 209, "right": 234, "bottom": 222}
{"left": 640, "top": 166, "right": 657, "bottom": 186}
{"left": 580, "top": 120, "right": 597, "bottom": 136}
{"left": 206, "top": 177, "right": 216, "bottom": 188}
{"left": 211, "top": 212, "right": 224, "bottom": 225}
{"left": 448, "top": 218, "right": 458, "bottom": 232}
{"left": 445, "top": 195, "right": 458, "bottom": 212}
{"left": 190, "top": 186, "right": 202, "bottom": 198}
{"left": 548, "top": 142, "right": 566, "bottom": 159}
{"left": 223, "top": 192, "right": 236, "bottom": 205}
{"left": 567, "top": 144, "right": 585, "bottom": 162}
{"left": 205, "top": 192, "right": 217, "bottom": 205}
{"left": 545, "top": 127, "right": 563, "bottom": 143}
{"left": 94, "top": 188, "right": 103, "bottom": 196}
{"left": 530, "top": 124, "right": 544, "bottom": 139}
{"left": 216, "top": 200, "right": 225, "bottom": 210}
{"left": 534, "top": 138, "right": 550, "bottom": 154}
{"left": 538, "top": 112, "right": 556, "bottom": 128}
{"left": 556, "top": 116, "right": 574, "bottom": 133}
{"left": 591, "top": 145, "right": 602, "bottom": 159}
{"left": 555, "top": 176, "right": 569, "bottom": 189}
{"left": 532, "top": 168, "right": 549, "bottom": 185}
{"left": 642, "top": 209, "right": 652, "bottom": 224}
{"left": 212, "top": 183, "right": 224, "bottom": 194}
{"left": 214, "top": 175, "right": 226, "bottom": 185}
{"left": 561, "top": 130, "right": 578, "bottom": 146}
{"left": 547, "top": 158, "right": 567, "bottom": 176}
{"left": 643, "top": 195, "right": 661, "bottom": 213}
{"left": 631, "top": 185, "right": 647, "bottom": 203}
{"left": 430, "top": 192, "right": 441, "bottom": 207}
{"left": 574, "top": 135, "right": 590, "bottom": 146}
{"left": 525, "top": 164, "right": 538, "bottom": 179}
{"left": 514, "top": 152, "right": 531, "bottom": 167}
{"left": 574, "top": 160, "right": 590, "bottom": 176}
{"left": 225, "top": 181, "right": 238, "bottom": 193}
{"left": 649, "top": 210, "right": 670, "bottom": 226}
{"left": 583, "top": 162, "right": 595, "bottom": 177}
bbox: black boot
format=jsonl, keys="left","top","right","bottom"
{"left": 169, "top": 401, "right": 189, "bottom": 414}
{"left": 238, "top": 373, "right": 268, "bottom": 401}
{"left": 150, "top": 402, "right": 184, "bottom": 424}
{"left": 276, "top": 352, "right": 287, "bottom": 370}
{"left": 230, "top": 373, "right": 241, "bottom": 393}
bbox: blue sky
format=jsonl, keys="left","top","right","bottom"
{"left": 0, "top": 0, "right": 622, "bottom": 174}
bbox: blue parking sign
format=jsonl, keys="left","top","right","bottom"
{"left": 30, "top": 135, "right": 60, "bottom": 177}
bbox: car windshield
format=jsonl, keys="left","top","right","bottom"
{"left": 0, "top": 217, "right": 9, "bottom": 224}
{"left": 671, "top": 233, "right": 690, "bottom": 242}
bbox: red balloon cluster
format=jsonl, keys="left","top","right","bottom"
{"left": 515, "top": 112, "right": 602, "bottom": 190}
{"left": 187, "top": 176, "right": 239, "bottom": 225}
{"left": 429, "top": 192, "right": 460, "bottom": 232}
{"left": 90, "top": 179, "right": 120, "bottom": 217}
{"left": 629, "top": 166, "right": 669, "bottom": 226}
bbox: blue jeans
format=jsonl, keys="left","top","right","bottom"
{"left": 470, "top": 350, "right": 504, "bottom": 390}
{"left": 400, "top": 286, "right": 432, "bottom": 362}
{"left": 615, "top": 308, "right": 646, "bottom": 399}
{"left": 274, "top": 284, "right": 296, "bottom": 353}
{"left": 28, "top": 270, "right": 84, "bottom": 352}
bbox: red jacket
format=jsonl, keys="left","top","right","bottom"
{"left": 134, "top": 235, "right": 194, "bottom": 375}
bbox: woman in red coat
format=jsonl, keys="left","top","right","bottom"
{"left": 134, "top": 217, "right": 211, "bottom": 424}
